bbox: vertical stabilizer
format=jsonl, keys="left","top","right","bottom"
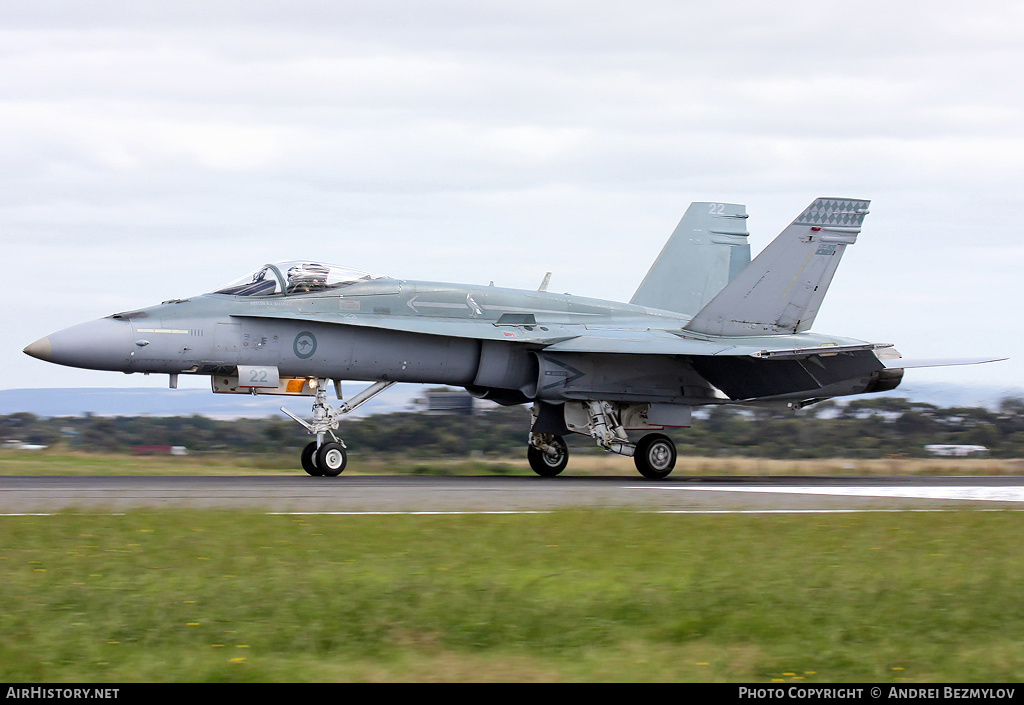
{"left": 684, "top": 197, "right": 870, "bottom": 336}
{"left": 630, "top": 202, "right": 750, "bottom": 315}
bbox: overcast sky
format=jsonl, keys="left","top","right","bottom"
{"left": 3, "top": 0, "right": 1021, "bottom": 397}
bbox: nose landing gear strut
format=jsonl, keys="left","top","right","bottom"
{"left": 281, "top": 379, "right": 395, "bottom": 477}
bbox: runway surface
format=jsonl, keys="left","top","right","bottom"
{"left": 3, "top": 474, "right": 1024, "bottom": 514}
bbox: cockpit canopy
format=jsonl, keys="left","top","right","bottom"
{"left": 213, "top": 261, "right": 387, "bottom": 297}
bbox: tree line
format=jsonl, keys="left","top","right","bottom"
{"left": 2, "top": 396, "right": 1023, "bottom": 459}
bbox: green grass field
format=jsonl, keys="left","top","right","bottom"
{"left": 3, "top": 508, "right": 1024, "bottom": 682}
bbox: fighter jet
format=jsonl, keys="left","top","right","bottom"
{"left": 23, "top": 197, "right": 1003, "bottom": 478}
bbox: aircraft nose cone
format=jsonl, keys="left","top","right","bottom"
{"left": 24, "top": 318, "right": 134, "bottom": 371}
{"left": 23, "top": 337, "right": 53, "bottom": 361}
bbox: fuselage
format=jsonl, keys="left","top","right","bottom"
{"left": 25, "top": 270, "right": 885, "bottom": 407}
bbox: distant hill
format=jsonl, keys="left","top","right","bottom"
{"left": 0, "top": 385, "right": 422, "bottom": 419}
{"left": 877, "top": 381, "right": 1023, "bottom": 410}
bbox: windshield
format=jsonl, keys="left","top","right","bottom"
{"left": 213, "top": 261, "right": 387, "bottom": 297}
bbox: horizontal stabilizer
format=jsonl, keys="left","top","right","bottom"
{"left": 685, "top": 197, "right": 870, "bottom": 336}
{"left": 631, "top": 201, "right": 750, "bottom": 315}
{"left": 881, "top": 356, "right": 1008, "bottom": 370}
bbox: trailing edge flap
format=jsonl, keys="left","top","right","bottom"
{"left": 630, "top": 201, "right": 750, "bottom": 315}
{"left": 746, "top": 343, "right": 891, "bottom": 359}
{"left": 684, "top": 197, "right": 870, "bottom": 337}
{"left": 543, "top": 333, "right": 891, "bottom": 358}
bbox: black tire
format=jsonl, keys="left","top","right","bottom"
{"left": 634, "top": 433, "right": 676, "bottom": 480}
{"left": 528, "top": 436, "right": 569, "bottom": 477}
{"left": 301, "top": 441, "right": 323, "bottom": 476}
{"left": 316, "top": 442, "right": 348, "bottom": 477}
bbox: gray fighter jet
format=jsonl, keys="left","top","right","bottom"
{"left": 23, "top": 198, "right": 1002, "bottom": 478}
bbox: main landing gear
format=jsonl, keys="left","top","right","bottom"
{"left": 527, "top": 434, "right": 569, "bottom": 477}
{"left": 282, "top": 379, "right": 395, "bottom": 477}
{"left": 632, "top": 432, "right": 677, "bottom": 480}
{"left": 526, "top": 401, "right": 678, "bottom": 480}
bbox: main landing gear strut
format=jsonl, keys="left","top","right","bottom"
{"left": 281, "top": 379, "right": 395, "bottom": 477}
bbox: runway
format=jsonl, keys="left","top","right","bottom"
{"left": 3, "top": 474, "right": 1024, "bottom": 514}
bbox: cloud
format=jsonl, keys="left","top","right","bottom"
{"left": 3, "top": 0, "right": 1021, "bottom": 392}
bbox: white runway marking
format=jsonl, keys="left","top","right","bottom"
{"left": 653, "top": 509, "right": 1021, "bottom": 514}
{"left": 633, "top": 485, "right": 1024, "bottom": 503}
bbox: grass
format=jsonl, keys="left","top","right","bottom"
{"left": 2, "top": 509, "right": 1024, "bottom": 682}
{"left": 1, "top": 449, "right": 1022, "bottom": 476}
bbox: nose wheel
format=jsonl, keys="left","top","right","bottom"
{"left": 301, "top": 441, "right": 322, "bottom": 476}
{"left": 316, "top": 442, "right": 348, "bottom": 477}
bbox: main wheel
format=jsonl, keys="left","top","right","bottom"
{"left": 316, "top": 442, "right": 348, "bottom": 477}
{"left": 301, "top": 441, "right": 323, "bottom": 476}
{"left": 528, "top": 435, "right": 569, "bottom": 477}
{"left": 634, "top": 433, "right": 676, "bottom": 480}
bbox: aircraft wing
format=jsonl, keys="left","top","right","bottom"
{"left": 540, "top": 329, "right": 895, "bottom": 401}
{"left": 539, "top": 329, "right": 734, "bottom": 355}
{"left": 231, "top": 311, "right": 581, "bottom": 345}
{"left": 235, "top": 310, "right": 900, "bottom": 359}
{"left": 232, "top": 311, "right": 1005, "bottom": 380}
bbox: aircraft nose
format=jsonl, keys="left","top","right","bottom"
{"left": 24, "top": 318, "right": 134, "bottom": 371}
{"left": 23, "top": 337, "right": 53, "bottom": 361}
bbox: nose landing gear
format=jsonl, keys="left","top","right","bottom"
{"left": 282, "top": 379, "right": 394, "bottom": 477}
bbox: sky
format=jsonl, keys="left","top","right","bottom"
{"left": 3, "top": 0, "right": 1022, "bottom": 398}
